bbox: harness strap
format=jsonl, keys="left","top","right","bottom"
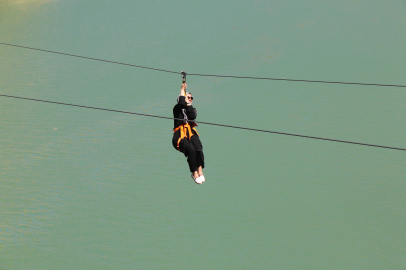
{"left": 173, "top": 123, "right": 199, "bottom": 151}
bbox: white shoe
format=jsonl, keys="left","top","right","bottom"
{"left": 191, "top": 174, "right": 203, "bottom": 184}
{"left": 200, "top": 175, "right": 205, "bottom": 183}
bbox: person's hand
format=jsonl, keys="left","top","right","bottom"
{"left": 181, "top": 83, "right": 187, "bottom": 91}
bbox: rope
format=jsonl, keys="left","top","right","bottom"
{"left": 1, "top": 94, "right": 405, "bottom": 152}
{"left": 1, "top": 42, "right": 406, "bottom": 88}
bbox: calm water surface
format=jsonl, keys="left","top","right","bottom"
{"left": 1, "top": 0, "right": 406, "bottom": 269}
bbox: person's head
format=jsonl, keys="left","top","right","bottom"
{"left": 186, "top": 92, "right": 193, "bottom": 104}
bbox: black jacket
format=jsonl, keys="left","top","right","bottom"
{"left": 173, "top": 96, "right": 197, "bottom": 128}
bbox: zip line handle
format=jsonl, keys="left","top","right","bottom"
{"left": 181, "top": 70, "right": 187, "bottom": 84}
{"left": 181, "top": 71, "right": 187, "bottom": 97}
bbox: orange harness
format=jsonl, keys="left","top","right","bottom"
{"left": 173, "top": 123, "right": 199, "bottom": 151}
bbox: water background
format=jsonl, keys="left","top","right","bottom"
{"left": 1, "top": 0, "right": 406, "bottom": 269}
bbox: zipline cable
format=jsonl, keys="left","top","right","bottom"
{"left": 188, "top": 73, "right": 406, "bottom": 88}
{"left": 1, "top": 93, "right": 405, "bottom": 152}
{"left": 0, "top": 42, "right": 178, "bottom": 74}
{"left": 1, "top": 42, "right": 406, "bottom": 88}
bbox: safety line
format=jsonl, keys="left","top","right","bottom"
{"left": 0, "top": 42, "right": 178, "bottom": 74}
{"left": 187, "top": 73, "right": 406, "bottom": 88}
{"left": 1, "top": 42, "right": 406, "bottom": 88}
{"left": 1, "top": 94, "right": 405, "bottom": 152}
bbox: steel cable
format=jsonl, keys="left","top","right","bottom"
{"left": 1, "top": 94, "right": 405, "bottom": 152}
{"left": 1, "top": 42, "right": 406, "bottom": 88}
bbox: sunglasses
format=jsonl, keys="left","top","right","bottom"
{"left": 187, "top": 96, "right": 193, "bottom": 100}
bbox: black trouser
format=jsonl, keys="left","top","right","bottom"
{"left": 172, "top": 129, "right": 205, "bottom": 173}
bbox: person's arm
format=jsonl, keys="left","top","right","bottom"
{"left": 180, "top": 83, "right": 187, "bottom": 97}
{"left": 186, "top": 106, "right": 197, "bottom": 120}
{"left": 175, "top": 83, "right": 187, "bottom": 109}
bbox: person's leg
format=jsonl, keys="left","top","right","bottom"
{"left": 196, "top": 152, "right": 205, "bottom": 172}
{"left": 197, "top": 166, "right": 203, "bottom": 176}
{"left": 197, "top": 165, "right": 204, "bottom": 183}
{"left": 192, "top": 171, "right": 199, "bottom": 179}
{"left": 191, "top": 135, "right": 205, "bottom": 176}
{"left": 172, "top": 130, "right": 180, "bottom": 150}
{"left": 180, "top": 139, "right": 200, "bottom": 181}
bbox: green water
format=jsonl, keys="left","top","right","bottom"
{"left": 1, "top": 0, "right": 406, "bottom": 269}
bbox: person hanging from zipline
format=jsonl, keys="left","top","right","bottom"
{"left": 172, "top": 71, "right": 205, "bottom": 184}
